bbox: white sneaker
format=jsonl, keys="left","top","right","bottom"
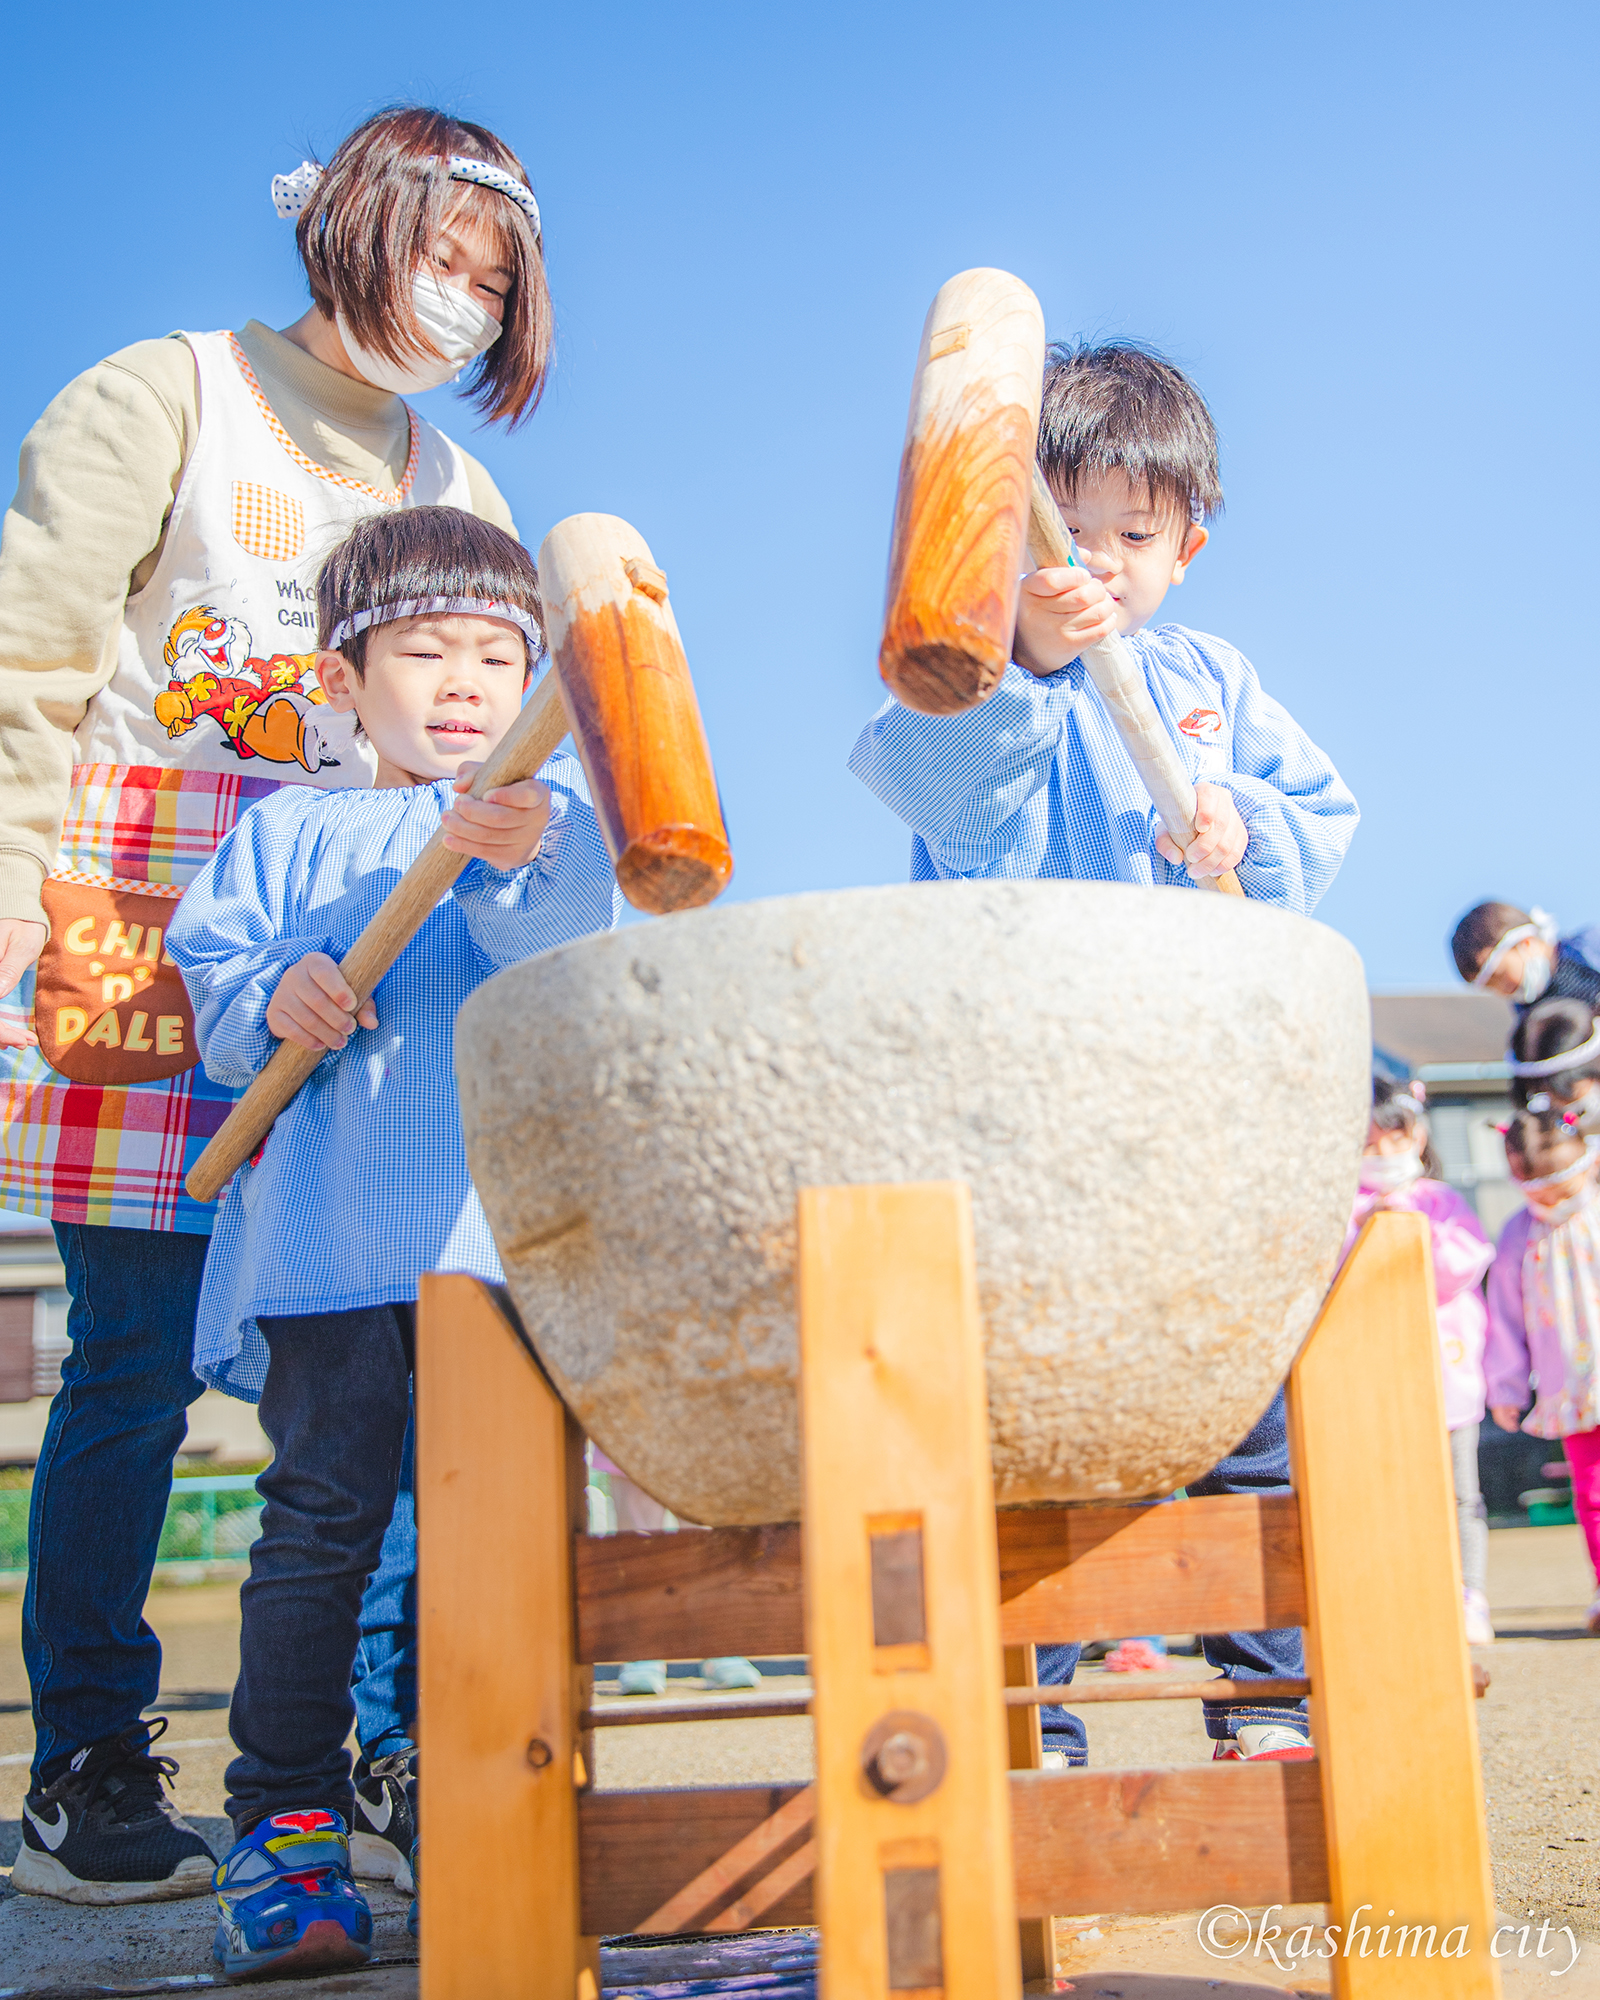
{"left": 701, "top": 1656, "right": 762, "bottom": 1691}
{"left": 1587, "top": 1588, "right": 1600, "bottom": 1637}
{"left": 1463, "top": 1588, "right": 1496, "bottom": 1645}
{"left": 1214, "top": 1724, "right": 1313, "bottom": 1762}
{"left": 1040, "top": 1750, "right": 1072, "bottom": 1771}
{"left": 616, "top": 1660, "right": 668, "bottom": 1696}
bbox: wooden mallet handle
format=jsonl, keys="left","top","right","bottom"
{"left": 1027, "top": 468, "right": 1244, "bottom": 900}
{"left": 183, "top": 675, "right": 573, "bottom": 1205}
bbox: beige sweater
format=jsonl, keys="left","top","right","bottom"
{"left": 0, "top": 321, "right": 515, "bottom": 929}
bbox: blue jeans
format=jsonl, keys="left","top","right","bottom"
{"left": 1038, "top": 1387, "right": 1307, "bottom": 1762}
{"left": 226, "top": 1304, "right": 413, "bottom": 1831}
{"left": 24, "top": 1226, "right": 209, "bottom": 1787}
{"left": 23, "top": 1224, "right": 417, "bottom": 1789}
{"left": 351, "top": 1407, "right": 417, "bottom": 1761}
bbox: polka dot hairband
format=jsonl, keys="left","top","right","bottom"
{"left": 325, "top": 597, "right": 543, "bottom": 653}
{"left": 271, "top": 155, "right": 542, "bottom": 241}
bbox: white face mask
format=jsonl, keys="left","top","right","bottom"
{"left": 1517, "top": 949, "right": 1554, "bottom": 1006}
{"left": 1359, "top": 1149, "right": 1423, "bottom": 1194}
{"left": 336, "top": 272, "right": 502, "bottom": 396}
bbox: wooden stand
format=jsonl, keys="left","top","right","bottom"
{"left": 418, "top": 1200, "right": 1499, "bottom": 2000}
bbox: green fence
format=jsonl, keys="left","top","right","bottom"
{"left": 0, "top": 1472, "right": 263, "bottom": 1582}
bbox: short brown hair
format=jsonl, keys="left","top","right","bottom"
{"left": 297, "top": 106, "right": 552, "bottom": 427}
{"left": 1038, "top": 340, "right": 1223, "bottom": 527}
{"left": 1449, "top": 900, "right": 1530, "bottom": 982}
{"left": 317, "top": 506, "right": 544, "bottom": 678}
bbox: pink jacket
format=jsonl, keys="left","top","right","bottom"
{"left": 1341, "top": 1179, "right": 1493, "bottom": 1429}
{"left": 1484, "top": 1197, "right": 1600, "bottom": 1438}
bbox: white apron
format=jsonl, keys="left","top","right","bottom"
{"left": 0, "top": 330, "right": 474, "bottom": 1232}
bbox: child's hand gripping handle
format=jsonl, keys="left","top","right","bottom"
{"left": 1027, "top": 468, "right": 1244, "bottom": 899}
{"left": 182, "top": 675, "right": 572, "bottom": 1206}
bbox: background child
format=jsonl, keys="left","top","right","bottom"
{"left": 167, "top": 508, "right": 617, "bottom": 1980}
{"left": 852, "top": 338, "right": 1359, "bottom": 1762}
{"left": 1486, "top": 1113, "right": 1600, "bottom": 1637}
{"left": 1343, "top": 1078, "right": 1494, "bottom": 1641}
{"left": 1451, "top": 903, "right": 1600, "bottom": 1011}
{"left": 1507, "top": 998, "right": 1600, "bottom": 1131}
{"left": 590, "top": 1448, "right": 764, "bottom": 1696}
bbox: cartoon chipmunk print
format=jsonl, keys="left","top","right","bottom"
{"left": 155, "top": 606, "right": 342, "bottom": 772}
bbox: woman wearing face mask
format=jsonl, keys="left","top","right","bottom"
{"left": 1450, "top": 902, "right": 1600, "bottom": 1014}
{"left": 0, "top": 105, "right": 549, "bottom": 1906}
{"left": 1485, "top": 1113, "right": 1600, "bottom": 1635}
{"left": 1341, "top": 1077, "right": 1495, "bottom": 1642}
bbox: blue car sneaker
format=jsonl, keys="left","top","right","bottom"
{"left": 213, "top": 1808, "right": 373, "bottom": 1981}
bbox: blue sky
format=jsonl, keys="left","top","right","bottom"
{"left": 5, "top": 1, "right": 1595, "bottom": 989}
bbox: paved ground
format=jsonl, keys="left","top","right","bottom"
{"left": 0, "top": 1525, "right": 1594, "bottom": 1995}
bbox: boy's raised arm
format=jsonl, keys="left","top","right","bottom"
{"left": 848, "top": 664, "right": 1077, "bottom": 879}
{"left": 452, "top": 753, "right": 621, "bottom": 972}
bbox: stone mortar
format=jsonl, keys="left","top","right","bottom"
{"left": 456, "top": 881, "right": 1369, "bottom": 1525}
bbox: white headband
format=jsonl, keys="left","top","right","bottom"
{"left": 272, "top": 154, "right": 541, "bottom": 240}
{"left": 1472, "top": 906, "right": 1558, "bottom": 988}
{"left": 1506, "top": 1020, "right": 1600, "bottom": 1078}
{"left": 326, "top": 597, "right": 542, "bottom": 653}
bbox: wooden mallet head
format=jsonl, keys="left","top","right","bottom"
{"left": 878, "top": 269, "right": 1047, "bottom": 715}
{"left": 538, "top": 513, "right": 731, "bottom": 913}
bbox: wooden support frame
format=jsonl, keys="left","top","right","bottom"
{"left": 798, "top": 1182, "right": 1020, "bottom": 2000}
{"left": 574, "top": 1490, "right": 1302, "bottom": 1663}
{"left": 1289, "top": 1210, "right": 1500, "bottom": 1997}
{"left": 417, "top": 1275, "right": 597, "bottom": 2000}
{"left": 417, "top": 1206, "right": 1498, "bottom": 1999}
{"left": 1004, "top": 1644, "right": 1056, "bottom": 1985}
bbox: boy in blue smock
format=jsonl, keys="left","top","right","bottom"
{"left": 168, "top": 507, "right": 617, "bottom": 1980}
{"left": 851, "top": 340, "right": 1358, "bottom": 1766}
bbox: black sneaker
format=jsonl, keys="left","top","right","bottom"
{"left": 12, "top": 1718, "right": 215, "bottom": 1904}
{"left": 349, "top": 1749, "right": 416, "bottom": 1889}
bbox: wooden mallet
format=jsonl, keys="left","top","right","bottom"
{"left": 877, "top": 265, "right": 1242, "bottom": 897}
{"left": 184, "top": 513, "right": 732, "bottom": 1205}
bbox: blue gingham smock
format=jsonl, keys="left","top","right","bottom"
{"left": 850, "top": 624, "right": 1357, "bottom": 914}
{"left": 167, "top": 754, "right": 619, "bottom": 1400}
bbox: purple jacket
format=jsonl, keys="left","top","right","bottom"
{"left": 1485, "top": 1194, "right": 1600, "bottom": 1436}
{"left": 1341, "top": 1179, "right": 1492, "bottom": 1429}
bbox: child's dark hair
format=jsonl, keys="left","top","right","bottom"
{"left": 1037, "top": 340, "right": 1223, "bottom": 529}
{"left": 1508, "top": 998, "right": 1600, "bottom": 1113}
{"left": 1371, "top": 1074, "right": 1442, "bottom": 1178}
{"left": 1503, "top": 1107, "right": 1583, "bottom": 1178}
{"left": 316, "top": 506, "right": 544, "bottom": 678}
{"left": 1449, "top": 900, "right": 1530, "bottom": 982}
{"left": 295, "top": 106, "right": 552, "bottom": 427}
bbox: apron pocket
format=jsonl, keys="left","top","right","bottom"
{"left": 37, "top": 876, "right": 199, "bottom": 1085}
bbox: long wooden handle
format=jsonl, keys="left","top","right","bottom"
{"left": 183, "top": 672, "right": 572, "bottom": 1205}
{"left": 1027, "top": 468, "right": 1244, "bottom": 900}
